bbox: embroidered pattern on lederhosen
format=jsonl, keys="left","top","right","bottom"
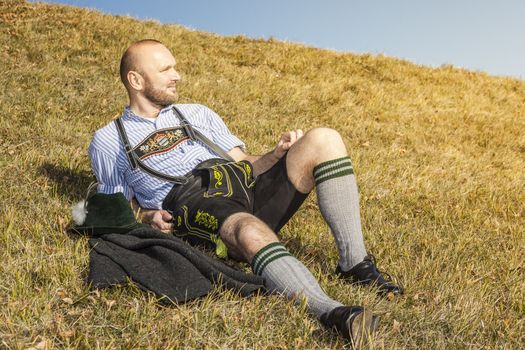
{"left": 132, "top": 127, "right": 189, "bottom": 160}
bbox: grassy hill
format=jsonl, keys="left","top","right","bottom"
{"left": 1, "top": 0, "right": 524, "bottom": 348}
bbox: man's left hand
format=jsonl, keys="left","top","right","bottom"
{"left": 274, "top": 129, "right": 304, "bottom": 159}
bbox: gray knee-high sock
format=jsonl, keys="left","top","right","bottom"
{"left": 252, "top": 242, "right": 342, "bottom": 319}
{"left": 314, "top": 157, "right": 367, "bottom": 271}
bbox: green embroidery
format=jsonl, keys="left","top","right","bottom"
{"left": 212, "top": 235, "right": 228, "bottom": 259}
{"left": 244, "top": 162, "right": 252, "bottom": 177}
{"left": 204, "top": 164, "right": 233, "bottom": 198}
{"left": 213, "top": 168, "right": 223, "bottom": 187}
{"left": 194, "top": 209, "right": 219, "bottom": 232}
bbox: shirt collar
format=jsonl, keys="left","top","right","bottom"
{"left": 123, "top": 104, "right": 175, "bottom": 122}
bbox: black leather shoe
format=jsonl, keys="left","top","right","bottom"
{"left": 320, "top": 306, "right": 379, "bottom": 345}
{"left": 336, "top": 255, "right": 404, "bottom": 296}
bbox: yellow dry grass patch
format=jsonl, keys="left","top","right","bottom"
{"left": 0, "top": 1, "right": 524, "bottom": 348}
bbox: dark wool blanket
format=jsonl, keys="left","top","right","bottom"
{"left": 88, "top": 227, "right": 265, "bottom": 303}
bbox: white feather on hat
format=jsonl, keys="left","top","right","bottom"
{"left": 72, "top": 181, "right": 98, "bottom": 226}
{"left": 72, "top": 200, "right": 88, "bottom": 225}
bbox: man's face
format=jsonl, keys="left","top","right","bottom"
{"left": 138, "top": 44, "right": 181, "bottom": 107}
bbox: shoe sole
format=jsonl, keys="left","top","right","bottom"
{"left": 348, "top": 309, "right": 378, "bottom": 347}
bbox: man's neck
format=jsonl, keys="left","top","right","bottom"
{"left": 129, "top": 99, "right": 165, "bottom": 119}
{"left": 129, "top": 96, "right": 173, "bottom": 118}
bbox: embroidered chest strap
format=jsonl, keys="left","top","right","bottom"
{"left": 113, "top": 106, "right": 234, "bottom": 184}
{"left": 114, "top": 117, "right": 189, "bottom": 184}
{"left": 133, "top": 127, "right": 189, "bottom": 160}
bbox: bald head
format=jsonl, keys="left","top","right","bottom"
{"left": 119, "top": 39, "right": 181, "bottom": 110}
{"left": 119, "top": 39, "right": 166, "bottom": 89}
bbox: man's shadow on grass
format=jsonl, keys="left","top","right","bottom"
{"left": 38, "top": 162, "right": 95, "bottom": 201}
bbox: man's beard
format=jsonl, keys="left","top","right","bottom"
{"left": 143, "top": 80, "right": 178, "bottom": 107}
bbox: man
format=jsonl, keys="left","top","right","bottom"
{"left": 89, "top": 39, "right": 402, "bottom": 344}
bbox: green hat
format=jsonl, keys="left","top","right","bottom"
{"left": 71, "top": 192, "right": 149, "bottom": 236}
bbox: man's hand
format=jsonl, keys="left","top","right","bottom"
{"left": 226, "top": 129, "right": 304, "bottom": 177}
{"left": 131, "top": 198, "right": 173, "bottom": 233}
{"left": 274, "top": 129, "right": 304, "bottom": 159}
{"left": 142, "top": 209, "right": 173, "bottom": 233}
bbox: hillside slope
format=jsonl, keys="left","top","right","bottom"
{"left": 1, "top": 1, "right": 524, "bottom": 348}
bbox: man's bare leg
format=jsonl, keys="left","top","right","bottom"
{"left": 285, "top": 127, "right": 368, "bottom": 270}
{"left": 220, "top": 212, "right": 344, "bottom": 318}
{"left": 219, "top": 212, "right": 378, "bottom": 342}
{"left": 219, "top": 212, "right": 279, "bottom": 262}
{"left": 282, "top": 127, "right": 403, "bottom": 296}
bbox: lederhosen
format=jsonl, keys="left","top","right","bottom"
{"left": 115, "top": 106, "right": 308, "bottom": 257}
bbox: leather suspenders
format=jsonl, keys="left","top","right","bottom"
{"left": 114, "top": 105, "right": 234, "bottom": 184}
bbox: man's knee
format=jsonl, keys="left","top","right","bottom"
{"left": 302, "top": 127, "right": 346, "bottom": 152}
{"left": 288, "top": 127, "right": 348, "bottom": 169}
{"left": 285, "top": 128, "right": 349, "bottom": 193}
{"left": 220, "top": 212, "right": 279, "bottom": 262}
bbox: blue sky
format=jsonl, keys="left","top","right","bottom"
{"left": 38, "top": 0, "right": 525, "bottom": 79}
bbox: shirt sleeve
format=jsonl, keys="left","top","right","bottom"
{"left": 88, "top": 140, "right": 134, "bottom": 200}
{"left": 199, "top": 105, "right": 246, "bottom": 152}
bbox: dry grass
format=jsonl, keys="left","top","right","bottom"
{"left": 1, "top": 1, "right": 524, "bottom": 348}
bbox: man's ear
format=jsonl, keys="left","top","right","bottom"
{"left": 127, "top": 71, "right": 144, "bottom": 91}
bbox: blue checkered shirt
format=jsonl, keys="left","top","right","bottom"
{"left": 88, "top": 104, "right": 245, "bottom": 209}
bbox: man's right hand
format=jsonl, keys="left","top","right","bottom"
{"left": 142, "top": 209, "right": 173, "bottom": 233}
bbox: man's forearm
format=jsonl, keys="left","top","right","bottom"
{"left": 245, "top": 151, "right": 281, "bottom": 177}
{"left": 131, "top": 198, "right": 174, "bottom": 232}
{"left": 241, "top": 129, "right": 302, "bottom": 176}
{"left": 131, "top": 198, "right": 156, "bottom": 224}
